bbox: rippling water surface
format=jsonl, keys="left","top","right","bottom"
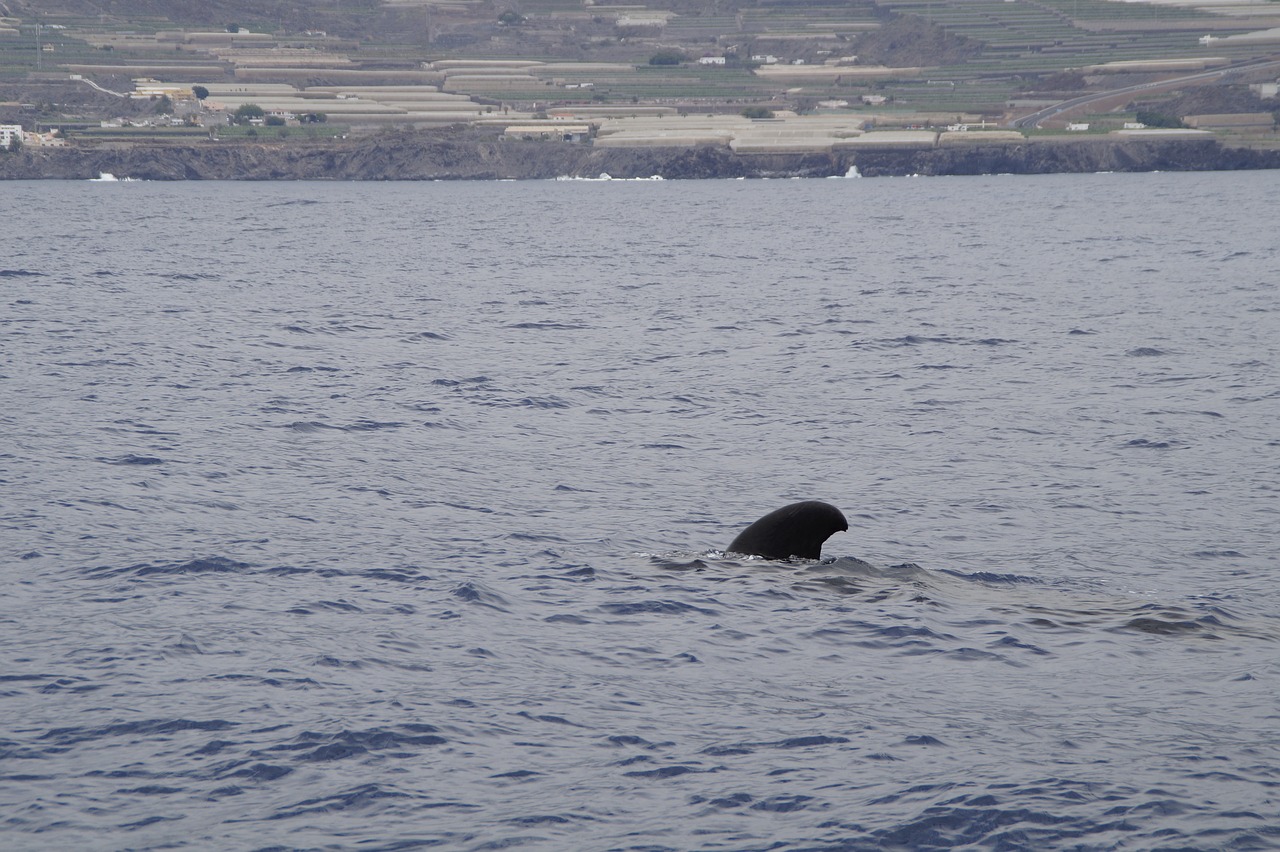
{"left": 3, "top": 173, "right": 1279, "bottom": 851}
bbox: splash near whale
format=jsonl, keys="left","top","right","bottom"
{"left": 726, "top": 501, "right": 848, "bottom": 560}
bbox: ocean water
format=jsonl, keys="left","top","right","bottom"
{"left": 2, "top": 172, "right": 1278, "bottom": 851}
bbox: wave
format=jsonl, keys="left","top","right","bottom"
{"left": 646, "top": 553, "right": 1276, "bottom": 645}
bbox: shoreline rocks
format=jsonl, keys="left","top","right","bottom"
{"left": 2, "top": 132, "right": 1278, "bottom": 180}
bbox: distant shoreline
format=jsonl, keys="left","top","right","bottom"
{"left": 3, "top": 133, "right": 1279, "bottom": 180}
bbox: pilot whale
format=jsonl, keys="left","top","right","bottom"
{"left": 726, "top": 501, "right": 848, "bottom": 560}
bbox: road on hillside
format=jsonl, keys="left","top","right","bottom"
{"left": 1009, "top": 55, "right": 1280, "bottom": 129}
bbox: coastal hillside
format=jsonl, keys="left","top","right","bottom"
{"left": 2, "top": 0, "right": 1278, "bottom": 174}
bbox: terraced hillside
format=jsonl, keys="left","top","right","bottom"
{"left": 2, "top": 0, "right": 1278, "bottom": 148}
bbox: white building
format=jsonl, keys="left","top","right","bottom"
{"left": 502, "top": 124, "right": 590, "bottom": 142}
{"left": 131, "top": 78, "right": 194, "bottom": 100}
{"left": 0, "top": 124, "right": 22, "bottom": 149}
{"left": 698, "top": 56, "right": 727, "bottom": 66}
{"left": 617, "top": 15, "right": 668, "bottom": 28}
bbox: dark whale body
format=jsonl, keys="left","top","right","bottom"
{"left": 726, "top": 501, "right": 848, "bottom": 560}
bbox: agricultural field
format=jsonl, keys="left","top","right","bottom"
{"left": 1, "top": 0, "right": 1278, "bottom": 148}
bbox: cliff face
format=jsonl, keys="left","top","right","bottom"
{"left": 847, "top": 140, "right": 1280, "bottom": 177}
{"left": 0, "top": 138, "right": 724, "bottom": 181}
{"left": 2, "top": 135, "right": 1277, "bottom": 181}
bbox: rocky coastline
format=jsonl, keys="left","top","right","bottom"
{"left": 3, "top": 131, "right": 1279, "bottom": 181}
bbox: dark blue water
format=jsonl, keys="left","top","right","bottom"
{"left": 3, "top": 172, "right": 1279, "bottom": 851}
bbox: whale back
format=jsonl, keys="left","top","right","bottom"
{"left": 726, "top": 500, "right": 848, "bottom": 560}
